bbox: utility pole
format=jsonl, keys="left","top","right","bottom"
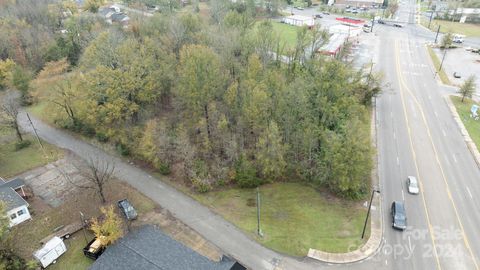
{"left": 80, "top": 212, "right": 88, "bottom": 245}
{"left": 428, "top": 9, "right": 434, "bottom": 29}
{"left": 256, "top": 187, "right": 263, "bottom": 237}
{"left": 434, "top": 25, "right": 440, "bottom": 43}
{"left": 362, "top": 189, "right": 380, "bottom": 239}
{"left": 437, "top": 48, "right": 448, "bottom": 75}
{"left": 26, "top": 113, "right": 45, "bottom": 152}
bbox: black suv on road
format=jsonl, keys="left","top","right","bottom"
{"left": 391, "top": 201, "right": 407, "bottom": 230}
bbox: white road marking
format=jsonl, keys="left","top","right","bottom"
{"left": 402, "top": 190, "right": 405, "bottom": 200}
{"left": 442, "top": 130, "right": 446, "bottom": 137}
{"left": 453, "top": 154, "right": 458, "bottom": 163}
{"left": 428, "top": 95, "right": 431, "bottom": 100}
{"left": 391, "top": 111, "right": 393, "bottom": 118}
{"left": 385, "top": 260, "right": 388, "bottom": 265}
{"left": 397, "top": 156, "right": 400, "bottom": 165}
{"left": 408, "top": 236, "right": 412, "bottom": 252}
{"left": 467, "top": 187, "right": 473, "bottom": 199}
{"left": 393, "top": 131, "right": 396, "bottom": 139}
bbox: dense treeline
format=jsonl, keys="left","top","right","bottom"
{"left": 4, "top": 0, "right": 381, "bottom": 199}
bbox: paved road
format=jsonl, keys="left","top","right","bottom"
{"left": 372, "top": 0, "right": 480, "bottom": 268}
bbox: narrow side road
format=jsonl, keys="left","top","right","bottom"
{"left": 18, "top": 112, "right": 337, "bottom": 270}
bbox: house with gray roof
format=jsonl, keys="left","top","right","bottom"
{"left": 89, "top": 225, "right": 246, "bottom": 270}
{"left": 0, "top": 185, "right": 31, "bottom": 227}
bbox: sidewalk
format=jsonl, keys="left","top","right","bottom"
{"left": 445, "top": 96, "right": 480, "bottom": 169}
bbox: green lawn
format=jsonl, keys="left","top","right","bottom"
{"left": 194, "top": 182, "right": 368, "bottom": 256}
{"left": 49, "top": 233, "right": 94, "bottom": 270}
{"left": 451, "top": 96, "right": 480, "bottom": 148}
{"left": 270, "top": 22, "right": 299, "bottom": 51}
{"left": 0, "top": 135, "right": 63, "bottom": 178}
{"left": 427, "top": 46, "right": 451, "bottom": 85}
{"left": 422, "top": 18, "right": 480, "bottom": 37}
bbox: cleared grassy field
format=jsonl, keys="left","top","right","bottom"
{"left": 0, "top": 135, "right": 62, "bottom": 178}
{"left": 270, "top": 21, "right": 299, "bottom": 50}
{"left": 451, "top": 96, "right": 480, "bottom": 148}
{"left": 422, "top": 18, "right": 480, "bottom": 37}
{"left": 195, "top": 182, "right": 368, "bottom": 256}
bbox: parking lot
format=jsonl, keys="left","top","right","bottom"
{"left": 433, "top": 46, "right": 480, "bottom": 95}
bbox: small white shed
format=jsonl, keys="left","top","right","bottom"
{"left": 33, "top": 237, "right": 67, "bottom": 268}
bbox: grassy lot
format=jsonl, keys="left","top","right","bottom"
{"left": 451, "top": 96, "right": 480, "bottom": 148}
{"left": 421, "top": 18, "right": 480, "bottom": 37}
{"left": 0, "top": 135, "right": 62, "bottom": 178}
{"left": 427, "top": 46, "right": 451, "bottom": 85}
{"left": 194, "top": 182, "right": 368, "bottom": 256}
{"left": 270, "top": 22, "right": 298, "bottom": 50}
{"left": 49, "top": 233, "right": 94, "bottom": 270}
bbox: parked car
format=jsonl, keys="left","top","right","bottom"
{"left": 118, "top": 199, "right": 138, "bottom": 220}
{"left": 453, "top": 72, "right": 461, "bottom": 78}
{"left": 315, "top": 14, "right": 323, "bottom": 18}
{"left": 323, "top": 11, "right": 330, "bottom": 15}
{"left": 391, "top": 201, "right": 407, "bottom": 230}
{"left": 378, "top": 19, "right": 385, "bottom": 24}
{"left": 393, "top": 23, "right": 403, "bottom": 28}
{"left": 295, "top": 6, "right": 304, "bottom": 10}
{"left": 407, "top": 176, "right": 419, "bottom": 194}
{"left": 83, "top": 237, "right": 106, "bottom": 260}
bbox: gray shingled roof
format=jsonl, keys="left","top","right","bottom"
{"left": 0, "top": 178, "right": 25, "bottom": 190}
{"left": 0, "top": 186, "right": 28, "bottom": 212}
{"left": 89, "top": 225, "right": 236, "bottom": 270}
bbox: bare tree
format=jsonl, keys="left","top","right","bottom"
{"left": 0, "top": 94, "right": 23, "bottom": 142}
{"left": 72, "top": 157, "right": 115, "bottom": 204}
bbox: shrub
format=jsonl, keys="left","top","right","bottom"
{"left": 95, "top": 132, "right": 109, "bottom": 142}
{"left": 155, "top": 161, "right": 171, "bottom": 175}
{"left": 235, "top": 155, "right": 262, "bottom": 188}
{"left": 14, "top": 140, "right": 31, "bottom": 151}
{"left": 191, "top": 177, "right": 211, "bottom": 193}
{"left": 116, "top": 143, "right": 130, "bottom": 156}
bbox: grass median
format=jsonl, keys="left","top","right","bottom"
{"left": 451, "top": 96, "right": 480, "bottom": 148}
{"left": 194, "top": 182, "right": 368, "bottom": 256}
{"left": 427, "top": 46, "right": 451, "bottom": 85}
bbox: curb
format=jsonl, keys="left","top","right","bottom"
{"left": 307, "top": 100, "right": 383, "bottom": 264}
{"left": 444, "top": 96, "right": 480, "bottom": 169}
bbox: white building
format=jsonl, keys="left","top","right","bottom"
{"left": 282, "top": 15, "right": 315, "bottom": 27}
{"left": 0, "top": 184, "right": 31, "bottom": 227}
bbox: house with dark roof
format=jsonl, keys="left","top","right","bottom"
{"left": 0, "top": 184, "right": 31, "bottom": 227}
{"left": 89, "top": 225, "right": 246, "bottom": 270}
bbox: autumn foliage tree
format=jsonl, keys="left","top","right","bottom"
{"left": 90, "top": 206, "right": 123, "bottom": 247}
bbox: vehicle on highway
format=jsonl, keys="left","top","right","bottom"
{"left": 393, "top": 23, "right": 403, "bottom": 28}
{"left": 407, "top": 176, "right": 419, "bottom": 194}
{"left": 453, "top": 72, "right": 461, "bottom": 78}
{"left": 118, "top": 199, "right": 138, "bottom": 220}
{"left": 391, "top": 201, "right": 407, "bottom": 230}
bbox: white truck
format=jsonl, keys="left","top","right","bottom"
{"left": 33, "top": 237, "right": 67, "bottom": 268}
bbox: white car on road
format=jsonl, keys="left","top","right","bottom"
{"left": 407, "top": 176, "right": 419, "bottom": 194}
